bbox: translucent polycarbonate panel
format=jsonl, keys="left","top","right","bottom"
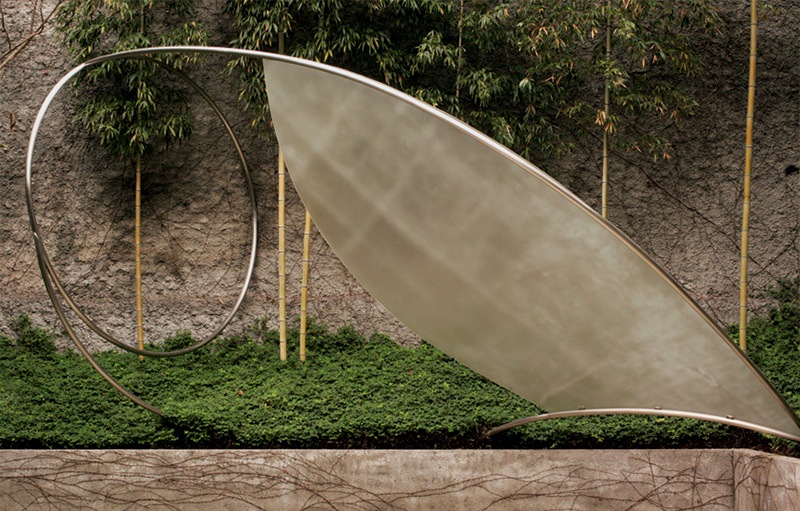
{"left": 262, "top": 56, "right": 800, "bottom": 440}
{"left": 26, "top": 46, "right": 799, "bottom": 439}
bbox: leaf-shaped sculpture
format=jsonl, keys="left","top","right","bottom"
{"left": 27, "top": 47, "right": 800, "bottom": 441}
{"left": 261, "top": 54, "right": 800, "bottom": 442}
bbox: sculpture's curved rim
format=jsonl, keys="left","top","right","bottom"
{"left": 27, "top": 58, "right": 258, "bottom": 358}
{"left": 254, "top": 47, "right": 800, "bottom": 442}
{"left": 27, "top": 46, "right": 800, "bottom": 442}
{"left": 26, "top": 49, "right": 258, "bottom": 412}
{"left": 27, "top": 53, "right": 258, "bottom": 357}
{"left": 482, "top": 408, "right": 800, "bottom": 441}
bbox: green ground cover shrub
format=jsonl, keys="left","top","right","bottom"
{"left": 731, "top": 279, "right": 800, "bottom": 413}
{"left": 1, "top": 283, "right": 798, "bottom": 452}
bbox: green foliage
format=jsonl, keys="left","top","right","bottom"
{"left": 2, "top": 295, "right": 799, "bottom": 452}
{"left": 161, "top": 336, "right": 533, "bottom": 448}
{"left": 513, "top": 0, "right": 719, "bottom": 161}
{"left": 0, "top": 327, "right": 171, "bottom": 448}
{"left": 225, "top": 0, "right": 718, "bottom": 163}
{"left": 9, "top": 315, "right": 56, "bottom": 358}
{"left": 158, "top": 330, "right": 196, "bottom": 351}
{"left": 56, "top": 0, "right": 208, "bottom": 158}
{"left": 0, "top": 317, "right": 541, "bottom": 448}
{"left": 731, "top": 278, "right": 800, "bottom": 412}
{"left": 224, "top": 0, "right": 454, "bottom": 132}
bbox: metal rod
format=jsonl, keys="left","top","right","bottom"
{"left": 481, "top": 407, "right": 800, "bottom": 444}
{"left": 25, "top": 51, "right": 259, "bottom": 413}
{"left": 26, "top": 56, "right": 257, "bottom": 359}
{"left": 32, "top": 232, "right": 163, "bottom": 415}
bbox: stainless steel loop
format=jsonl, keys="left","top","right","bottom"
{"left": 26, "top": 49, "right": 259, "bottom": 413}
{"left": 481, "top": 407, "right": 800, "bottom": 443}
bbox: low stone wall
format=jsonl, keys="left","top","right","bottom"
{"left": 1, "top": 449, "right": 798, "bottom": 510}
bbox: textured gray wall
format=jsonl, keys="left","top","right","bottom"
{"left": 1, "top": 0, "right": 800, "bottom": 350}
{"left": 1, "top": 449, "right": 798, "bottom": 510}
{"left": 0, "top": 0, "right": 414, "bottom": 349}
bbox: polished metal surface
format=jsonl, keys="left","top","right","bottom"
{"left": 481, "top": 408, "right": 800, "bottom": 440}
{"left": 26, "top": 47, "right": 800, "bottom": 442}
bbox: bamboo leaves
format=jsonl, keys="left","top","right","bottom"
{"left": 226, "top": 0, "right": 717, "bottom": 166}
{"left": 56, "top": 0, "right": 207, "bottom": 158}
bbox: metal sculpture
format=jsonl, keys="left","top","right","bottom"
{"left": 28, "top": 47, "right": 800, "bottom": 442}
{"left": 26, "top": 53, "right": 258, "bottom": 415}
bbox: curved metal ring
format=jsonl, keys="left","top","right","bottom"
{"left": 27, "top": 55, "right": 257, "bottom": 358}
{"left": 26, "top": 53, "right": 258, "bottom": 413}
{"left": 480, "top": 407, "right": 800, "bottom": 443}
{"left": 31, "top": 232, "right": 163, "bottom": 414}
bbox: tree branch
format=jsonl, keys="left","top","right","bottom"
{"left": 0, "top": 0, "right": 64, "bottom": 73}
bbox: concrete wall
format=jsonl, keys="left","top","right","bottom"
{"left": 2, "top": 1, "right": 800, "bottom": 349}
{"left": 0, "top": 0, "right": 417, "bottom": 349}
{"left": 0, "top": 449, "right": 798, "bottom": 510}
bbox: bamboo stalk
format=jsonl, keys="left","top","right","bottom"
{"left": 277, "top": 149, "right": 287, "bottom": 361}
{"left": 277, "top": 30, "right": 288, "bottom": 361}
{"left": 740, "top": 0, "right": 758, "bottom": 352}
{"left": 601, "top": 0, "right": 612, "bottom": 219}
{"left": 299, "top": 210, "right": 312, "bottom": 362}
{"left": 135, "top": 154, "right": 144, "bottom": 360}
{"left": 135, "top": 2, "right": 145, "bottom": 362}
